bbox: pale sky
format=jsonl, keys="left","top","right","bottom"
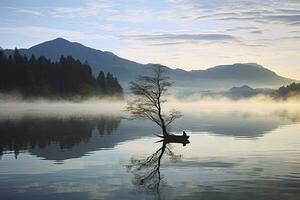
{"left": 0, "top": 0, "right": 299, "bottom": 79}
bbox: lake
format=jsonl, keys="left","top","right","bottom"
{"left": 0, "top": 102, "right": 300, "bottom": 200}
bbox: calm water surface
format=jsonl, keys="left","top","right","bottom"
{"left": 0, "top": 103, "right": 300, "bottom": 200}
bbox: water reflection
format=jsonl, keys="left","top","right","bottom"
{"left": 0, "top": 116, "right": 121, "bottom": 160}
{"left": 0, "top": 105, "right": 299, "bottom": 199}
{"left": 174, "top": 108, "right": 300, "bottom": 138}
{"left": 127, "top": 137, "right": 190, "bottom": 193}
{"left": 1, "top": 107, "right": 300, "bottom": 161}
{"left": 118, "top": 125, "right": 300, "bottom": 200}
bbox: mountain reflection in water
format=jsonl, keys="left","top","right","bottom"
{"left": 0, "top": 107, "right": 299, "bottom": 161}
{"left": 0, "top": 105, "right": 300, "bottom": 199}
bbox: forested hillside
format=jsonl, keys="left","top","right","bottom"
{"left": 0, "top": 49, "right": 123, "bottom": 99}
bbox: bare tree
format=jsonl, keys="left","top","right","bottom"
{"left": 127, "top": 65, "right": 182, "bottom": 137}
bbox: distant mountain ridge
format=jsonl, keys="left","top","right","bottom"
{"left": 3, "top": 38, "right": 297, "bottom": 91}
{"left": 203, "top": 82, "right": 300, "bottom": 100}
{"left": 226, "top": 85, "right": 274, "bottom": 99}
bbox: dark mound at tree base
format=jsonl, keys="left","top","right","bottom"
{"left": 156, "top": 132, "right": 190, "bottom": 146}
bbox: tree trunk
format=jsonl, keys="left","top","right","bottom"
{"left": 158, "top": 104, "right": 168, "bottom": 137}
{"left": 162, "top": 125, "right": 168, "bottom": 137}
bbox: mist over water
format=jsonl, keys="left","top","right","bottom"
{"left": 0, "top": 94, "right": 300, "bottom": 199}
{"left": 0, "top": 98, "right": 125, "bottom": 120}
{"left": 1, "top": 95, "right": 300, "bottom": 143}
{"left": 1, "top": 94, "right": 300, "bottom": 123}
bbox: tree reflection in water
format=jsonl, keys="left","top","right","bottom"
{"left": 126, "top": 136, "right": 190, "bottom": 193}
{"left": 0, "top": 116, "right": 121, "bottom": 159}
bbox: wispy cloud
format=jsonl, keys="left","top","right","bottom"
{"left": 278, "top": 36, "right": 300, "bottom": 40}
{"left": 226, "top": 26, "right": 258, "bottom": 32}
{"left": 277, "top": 9, "right": 300, "bottom": 14}
{"left": 217, "top": 14, "right": 300, "bottom": 25}
{"left": 52, "top": 0, "right": 113, "bottom": 18}
{"left": 264, "top": 15, "right": 300, "bottom": 23}
{"left": 168, "top": 0, "right": 300, "bottom": 25}
{"left": 122, "top": 32, "right": 270, "bottom": 48}
{"left": 123, "top": 33, "right": 237, "bottom": 41}
{"left": 0, "top": 26, "right": 103, "bottom": 41}
{"left": 250, "top": 30, "right": 263, "bottom": 34}
{"left": 51, "top": 0, "right": 172, "bottom": 23}
{"left": 2, "top": 7, "right": 44, "bottom": 16}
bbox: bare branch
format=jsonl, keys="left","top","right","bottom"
{"left": 165, "top": 110, "right": 183, "bottom": 127}
{"left": 126, "top": 64, "right": 182, "bottom": 136}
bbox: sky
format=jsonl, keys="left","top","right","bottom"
{"left": 0, "top": 0, "right": 299, "bottom": 79}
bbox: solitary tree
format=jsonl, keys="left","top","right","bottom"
{"left": 127, "top": 64, "right": 182, "bottom": 137}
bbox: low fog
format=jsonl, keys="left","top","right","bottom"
{"left": 1, "top": 92, "right": 300, "bottom": 121}
{"left": 0, "top": 93, "right": 125, "bottom": 120}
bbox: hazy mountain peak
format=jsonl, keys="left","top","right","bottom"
{"left": 230, "top": 85, "right": 253, "bottom": 92}
{"left": 51, "top": 37, "right": 70, "bottom": 43}
{"left": 29, "top": 37, "right": 88, "bottom": 50}
{"left": 104, "top": 51, "right": 116, "bottom": 56}
{"left": 211, "top": 63, "right": 265, "bottom": 70}
{"left": 242, "top": 63, "right": 263, "bottom": 68}
{"left": 31, "top": 37, "right": 72, "bottom": 48}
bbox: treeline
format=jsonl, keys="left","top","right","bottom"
{"left": 276, "top": 82, "right": 300, "bottom": 98}
{"left": 0, "top": 49, "right": 123, "bottom": 98}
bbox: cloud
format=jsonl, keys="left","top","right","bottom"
{"left": 226, "top": 26, "right": 258, "bottom": 32}
{"left": 3, "top": 1, "right": 300, "bottom": 27}
{"left": 2, "top": 7, "right": 44, "bottom": 16}
{"left": 121, "top": 32, "right": 271, "bottom": 48}
{"left": 279, "top": 36, "right": 300, "bottom": 40}
{"left": 250, "top": 30, "right": 263, "bottom": 34}
{"left": 215, "top": 14, "right": 300, "bottom": 26}
{"left": 51, "top": 0, "right": 172, "bottom": 23}
{"left": 51, "top": 0, "right": 113, "bottom": 18}
{"left": 277, "top": 9, "right": 300, "bottom": 14}
{"left": 264, "top": 14, "right": 300, "bottom": 23}
{"left": 150, "top": 41, "right": 187, "bottom": 46}
{"left": 289, "top": 22, "right": 300, "bottom": 25}
{"left": 122, "top": 33, "right": 237, "bottom": 42}
{"left": 200, "top": 13, "right": 300, "bottom": 26}
{"left": 168, "top": 0, "right": 300, "bottom": 25}
{"left": 0, "top": 26, "right": 103, "bottom": 41}
{"left": 15, "top": 8, "right": 44, "bottom": 16}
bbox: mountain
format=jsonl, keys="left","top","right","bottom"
{"left": 217, "top": 82, "right": 300, "bottom": 100}
{"left": 3, "top": 38, "right": 297, "bottom": 91}
{"left": 4, "top": 38, "right": 146, "bottom": 82}
{"left": 225, "top": 85, "right": 274, "bottom": 99}
{"left": 194, "top": 85, "right": 275, "bottom": 100}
